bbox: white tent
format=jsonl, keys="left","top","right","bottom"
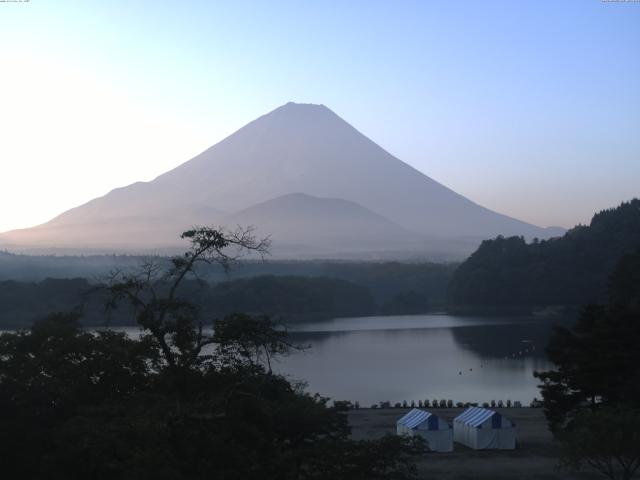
{"left": 453, "top": 407, "right": 516, "bottom": 450}
{"left": 396, "top": 409, "right": 453, "bottom": 452}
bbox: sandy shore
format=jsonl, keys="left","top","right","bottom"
{"left": 348, "top": 408, "right": 601, "bottom": 480}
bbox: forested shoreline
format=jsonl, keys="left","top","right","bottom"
{"left": 3, "top": 199, "right": 640, "bottom": 328}
{"left": 0, "top": 273, "right": 442, "bottom": 329}
{"left": 449, "top": 200, "right": 640, "bottom": 311}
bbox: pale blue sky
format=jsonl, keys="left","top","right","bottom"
{"left": 1, "top": 0, "right": 638, "bottom": 232}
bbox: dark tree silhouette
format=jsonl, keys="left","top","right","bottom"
{"left": 535, "top": 251, "right": 640, "bottom": 480}
{"left": 558, "top": 407, "right": 640, "bottom": 480}
{"left": 0, "top": 227, "right": 426, "bottom": 480}
{"left": 450, "top": 199, "right": 640, "bottom": 309}
{"left": 103, "top": 226, "right": 270, "bottom": 370}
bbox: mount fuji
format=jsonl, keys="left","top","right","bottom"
{"left": 0, "top": 102, "right": 562, "bottom": 259}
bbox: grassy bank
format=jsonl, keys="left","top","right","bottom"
{"left": 348, "top": 408, "right": 600, "bottom": 480}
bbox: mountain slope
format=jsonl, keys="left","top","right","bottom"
{"left": 1, "top": 102, "right": 561, "bottom": 256}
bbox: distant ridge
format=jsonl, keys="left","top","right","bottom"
{"left": 0, "top": 102, "right": 563, "bottom": 258}
{"left": 225, "top": 193, "right": 426, "bottom": 257}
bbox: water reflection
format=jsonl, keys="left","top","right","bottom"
{"left": 276, "top": 315, "right": 557, "bottom": 406}
{"left": 450, "top": 322, "right": 553, "bottom": 360}
{"left": 107, "top": 314, "right": 559, "bottom": 406}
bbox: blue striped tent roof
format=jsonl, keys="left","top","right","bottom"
{"left": 454, "top": 407, "right": 500, "bottom": 428}
{"left": 397, "top": 409, "right": 438, "bottom": 430}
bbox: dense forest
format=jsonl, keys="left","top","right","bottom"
{"left": 0, "top": 253, "right": 455, "bottom": 305}
{"left": 0, "top": 273, "right": 438, "bottom": 329}
{"left": 0, "top": 250, "right": 144, "bottom": 281}
{"left": 0, "top": 248, "right": 456, "bottom": 329}
{"left": 449, "top": 199, "right": 640, "bottom": 309}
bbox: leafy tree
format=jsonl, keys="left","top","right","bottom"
{"left": 103, "top": 226, "right": 270, "bottom": 370}
{"left": 535, "top": 251, "right": 640, "bottom": 480}
{"left": 212, "top": 313, "right": 293, "bottom": 373}
{"left": 534, "top": 303, "right": 640, "bottom": 432}
{"left": 0, "top": 227, "right": 426, "bottom": 479}
{"left": 609, "top": 249, "right": 640, "bottom": 314}
{"left": 0, "top": 313, "right": 159, "bottom": 478}
{"left": 558, "top": 407, "right": 640, "bottom": 480}
{"left": 301, "top": 435, "right": 426, "bottom": 480}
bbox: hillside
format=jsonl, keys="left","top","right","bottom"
{"left": 226, "top": 193, "right": 429, "bottom": 257}
{"left": 449, "top": 199, "right": 640, "bottom": 309}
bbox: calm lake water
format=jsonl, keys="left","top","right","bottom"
{"left": 105, "top": 314, "right": 558, "bottom": 407}
{"left": 274, "top": 314, "right": 557, "bottom": 406}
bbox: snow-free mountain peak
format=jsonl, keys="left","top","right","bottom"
{"left": 0, "top": 102, "right": 562, "bottom": 258}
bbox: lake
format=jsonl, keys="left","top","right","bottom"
{"left": 104, "top": 314, "right": 559, "bottom": 407}
{"left": 274, "top": 314, "right": 557, "bottom": 407}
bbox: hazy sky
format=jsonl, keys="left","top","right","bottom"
{"left": 1, "top": 0, "right": 638, "bottom": 233}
